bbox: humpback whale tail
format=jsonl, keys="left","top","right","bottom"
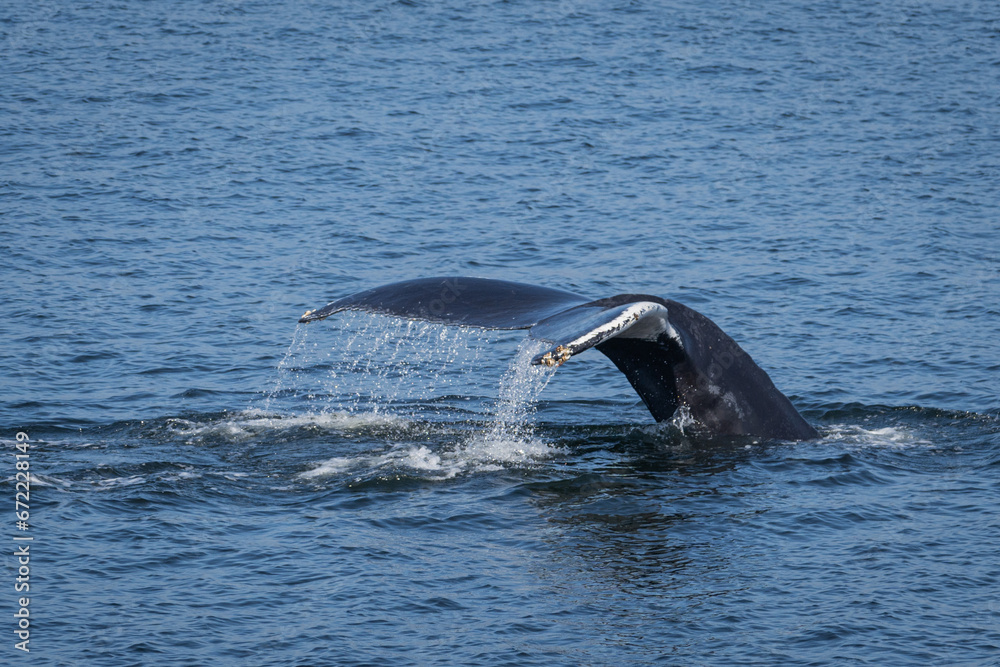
{"left": 300, "top": 277, "right": 817, "bottom": 441}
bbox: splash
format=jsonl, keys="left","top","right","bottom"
{"left": 295, "top": 338, "right": 565, "bottom": 481}
{"left": 342, "top": 316, "right": 491, "bottom": 416}
{"left": 261, "top": 315, "right": 565, "bottom": 480}
{"left": 460, "top": 337, "right": 561, "bottom": 464}
{"left": 259, "top": 322, "right": 313, "bottom": 414}
{"left": 256, "top": 312, "right": 493, "bottom": 419}
{"left": 669, "top": 405, "right": 697, "bottom": 434}
{"left": 484, "top": 338, "right": 556, "bottom": 443}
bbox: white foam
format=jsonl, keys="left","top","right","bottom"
{"left": 402, "top": 445, "right": 444, "bottom": 471}
{"left": 164, "top": 471, "right": 201, "bottom": 481}
{"left": 299, "top": 447, "right": 456, "bottom": 480}
{"left": 166, "top": 409, "right": 408, "bottom": 443}
{"left": 94, "top": 475, "right": 145, "bottom": 489}
{"left": 84, "top": 468, "right": 249, "bottom": 490}
{"left": 299, "top": 456, "right": 358, "bottom": 478}
{"left": 459, "top": 434, "right": 563, "bottom": 466}
{"left": 299, "top": 435, "right": 563, "bottom": 481}
{"left": 820, "top": 424, "right": 932, "bottom": 448}
{"left": 25, "top": 473, "right": 72, "bottom": 488}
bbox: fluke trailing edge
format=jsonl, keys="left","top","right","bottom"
{"left": 299, "top": 277, "right": 818, "bottom": 440}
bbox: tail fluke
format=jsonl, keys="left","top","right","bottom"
{"left": 300, "top": 276, "right": 587, "bottom": 329}
{"left": 298, "top": 277, "right": 818, "bottom": 440}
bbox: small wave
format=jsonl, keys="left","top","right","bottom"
{"left": 162, "top": 470, "right": 202, "bottom": 482}
{"left": 87, "top": 469, "right": 247, "bottom": 491}
{"left": 165, "top": 409, "right": 409, "bottom": 443}
{"left": 25, "top": 472, "right": 73, "bottom": 488}
{"left": 300, "top": 433, "right": 565, "bottom": 481}
{"left": 94, "top": 475, "right": 146, "bottom": 489}
{"left": 820, "top": 424, "right": 932, "bottom": 448}
{"left": 299, "top": 456, "right": 357, "bottom": 478}
{"left": 300, "top": 445, "right": 460, "bottom": 480}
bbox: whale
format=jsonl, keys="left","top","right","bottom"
{"left": 299, "top": 277, "right": 818, "bottom": 440}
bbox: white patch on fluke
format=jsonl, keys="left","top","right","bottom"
{"left": 533, "top": 301, "right": 675, "bottom": 366}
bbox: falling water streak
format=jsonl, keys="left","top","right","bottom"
{"left": 369, "top": 319, "right": 408, "bottom": 410}
{"left": 375, "top": 320, "right": 428, "bottom": 414}
{"left": 262, "top": 312, "right": 539, "bottom": 438}
{"left": 297, "top": 314, "right": 493, "bottom": 420}
{"left": 333, "top": 311, "right": 378, "bottom": 413}
{"left": 391, "top": 321, "right": 432, "bottom": 411}
{"left": 364, "top": 317, "right": 411, "bottom": 414}
{"left": 360, "top": 320, "right": 494, "bottom": 419}
{"left": 481, "top": 338, "right": 557, "bottom": 448}
{"left": 374, "top": 319, "right": 419, "bottom": 414}
{"left": 420, "top": 326, "right": 492, "bottom": 419}
{"left": 433, "top": 326, "right": 489, "bottom": 410}
{"left": 259, "top": 323, "right": 311, "bottom": 415}
{"left": 315, "top": 312, "right": 351, "bottom": 412}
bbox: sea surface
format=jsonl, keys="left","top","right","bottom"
{"left": 2, "top": 0, "right": 999, "bottom": 664}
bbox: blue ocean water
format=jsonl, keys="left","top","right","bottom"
{"left": 2, "top": 0, "right": 999, "bottom": 664}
